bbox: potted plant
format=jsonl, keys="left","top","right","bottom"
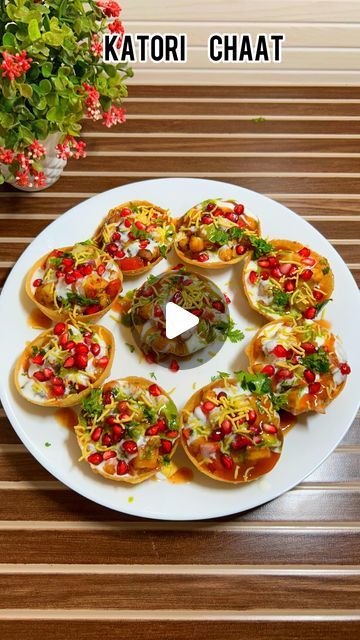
{"left": 0, "top": 0, "right": 132, "bottom": 190}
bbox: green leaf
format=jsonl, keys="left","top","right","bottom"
{"left": 2, "top": 32, "right": 16, "bottom": 47}
{"left": 38, "top": 79, "right": 52, "bottom": 95}
{"left": 43, "top": 31, "right": 64, "bottom": 47}
{"left": 0, "top": 174, "right": 5, "bottom": 185}
{"left": 46, "top": 107, "right": 57, "bottom": 122}
{"left": 248, "top": 236, "right": 273, "bottom": 258}
{"left": 19, "top": 84, "right": 33, "bottom": 99}
{"left": 301, "top": 347, "right": 330, "bottom": 374}
{"left": 41, "top": 62, "right": 53, "bottom": 78}
{"left": 234, "top": 371, "right": 272, "bottom": 396}
{"left": 28, "top": 18, "right": 41, "bottom": 42}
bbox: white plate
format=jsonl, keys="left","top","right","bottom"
{"left": 0, "top": 178, "right": 359, "bottom": 521}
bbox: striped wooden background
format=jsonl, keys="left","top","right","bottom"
{"left": 124, "top": 0, "right": 360, "bottom": 84}
{"left": 0, "top": 86, "right": 359, "bottom": 638}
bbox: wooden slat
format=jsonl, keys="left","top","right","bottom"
{"left": 129, "top": 71, "right": 360, "bottom": 86}
{"left": 0, "top": 528, "right": 358, "bottom": 564}
{"left": 129, "top": 86, "right": 360, "bottom": 99}
{"left": 0, "top": 620, "right": 358, "bottom": 640}
{"left": 0, "top": 572, "right": 359, "bottom": 610}
{"left": 126, "top": 101, "right": 360, "bottom": 117}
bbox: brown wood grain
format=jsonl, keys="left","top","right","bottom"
{"left": 0, "top": 573, "right": 359, "bottom": 610}
{"left": 0, "top": 621, "right": 358, "bottom": 640}
{"left": 0, "top": 85, "right": 359, "bottom": 636}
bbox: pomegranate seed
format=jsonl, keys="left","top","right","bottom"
{"left": 73, "top": 270, "right": 83, "bottom": 280}
{"left": 309, "top": 382, "right": 321, "bottom": 394}
{"left": 236, "top": 245, "right": 246, "bottom": 255}
{"left": 51, "top": 376, "right": 63, "bottom": 386}
{"left": 75, "top": 353, "right": 88, "bottom": 369}
{"left": 106, "top": 243, "right": 118, "bottom": 256}
{"left": 217, "top": 391, "right": 227, "bottom": 400}
{"left": 43, "top": 368, "right": 53, "bottom": 380}
{"left": 154, "top": 304, "right": 163, "bottom": 318}
{"left": 284, "top": 280, "right": 295, "bottom": 292}
{"left": 300, "top": 269, "right": 313, "bottom": 281}
{"left": 166, "top": 430, "right": 178, "bottom": 439}
{"left": 87, "top": 452, "right": 103, "bottom": 465}
{"left": 258, "top": 258, "right": 270, "bottom": 268}
{"left": 149, "top": 384, "right": 161, "bottom": 396}
{"left": 170, "top": 359, "right": 180, "bottom": 372}
{"left": 261, "top": 364, "right": 275, "bottom": 376}
{"left": 277, "top": 368, "right": 293, "bottom": 380}
{"left": 261, "top": 271, "right": 269, "bottom": 280}
{"left": 221, "top": 419, "right": 232, "bottom": 435}
{"left": 84, "top": 264, "right": 93, "bottom": 276}
{"left": 31, "top": 353, "right": 44, "bottom": 365}
{"left": 54, "top": 322, "right": 66, "bottom": 335}
{"left": 102, "top": 433, "right": 112, "bottom": 446}
{"left": 212, "top": 300, "right": 225, "bottom": 313}
{"left": 279, "top": 263, "right": 292, "bottom": 276}
{"left": 33, "top": 278, "right": 42, "bottom": 287}
{"left": 56, "top": 270, "right": 64, "bottom": 278}
{"left": 146, "top": 424, "right": 160, "bottom": 436}
{"left": 117, "top": 460, "right": 129, "bottom": 475}
{"left": 211, "top": 429, "right": 223, "bottom": 441}
{"left": 116, "top": 249, "right": 125, "bottom": 258}
{"left": 288, "top": 265, "right": 298, "bottom": 277}
{"left": 273, "top": 344, "right": 289, "bottom": 358}
{"left": 231, "top": 435, "right": 250, "bottom": 450}
{"left": 271, "top": 267, "right": 282, "bottom": 279}
{"left": 103, "top": 391, "right": 113, "bottom": 404}
{"left": 247, "top": 409, "right": 257, "bottom": 424}
{"left": 206, "top": 202, "right": 216, "bottom": 211}
{"left": 63, "top": 265, "right": 73, "bottom": 274}
{"left": 111, "top": 231, "right": 120, "bottom": 242}
{"left": 33, "top": 371, "right": 46, "bottom": 382}
{"left": 122, "top": 440, "right": 138, "bottom": 455}
{"left": 97, "top": 264, "right": 106, "bottom": 276}
{"left": 145, "top": 352, "right": 156, "bottom": 364}
{"left": 135, "top": 221, "right": 146, "bottom": 230}
{"left": 201, "top": 215, "right": 213, "bottom": 224}
{"left": 124, "top": 218, "right": 132, "bottom": 228}
{"left": 268, "top": 256, "right": 278, "bottom": 267}
{"left": 84, "top": 305, "right": 102, "bottom": 315}
{"left": 65, "top": 273, "right": 76, "bottom": 285}
{"left": 117, "top": 401, "right": 129, "bottom": 413}
{"left": 234, "top": 204, "right": 244, "bottom": 215}
{"left": 140, "top": 240, "right": 149, "bottom": 249}
{"left": 91, "top": 427, "right": 103, "bottom": 442}
{"left": 75, "top": 343, "right": 89, "bottom": 355}
{"left": 64, "top": 341, "right": 75, "bottom": 351}
{"left": 103, "top": 450, "right": 116, "bottom": 460}
{"left": 298, "top": 247, "right": 310, "bottom": 258}
{"left": 313, "top": 290, "right": 323, "bottom": 301}
{"left": 249, "top": 271, "right": 258, "bottom": 285}
{"left": 112, "top": 425, "right": 125, "bottom": 442}
{"left": 221, "top": 454, "right": 233, "bottom": 470}
{"left": 302, "top": 257, "right": 316, "bottom": 267}
{"left": 304, "top": 369, "right": 316, "bottom": 383}
{"left": 62, "top": 257, "right": 73, "bottom": 267}
{"left": 302, "top": 342, "right": 316, "bottom": 354}
{"left": 172, "top": 291, "right": 182, "bottom": 304}
{"left": 303, "top": 307, "right": 317, "bottom": 320}
{"left": 340, "top": 363, "right": 351, "bottom": 375}
{"left": 202, "top": 401, "right": 216, "bottom": 414}
{"left": 91, "top": 343, "right": 101, "bottom": 356}
{"left": 156, "top": 419, "right": 167, "bottom": 432}
{"left": 224, "top": 294, "right": 231, "bottom": 304}
{"left": 63, "top": 356, "right": 75, "bottom": 368}
{"left": 197, "top": 253, "right": 209, "bottom": 262}
{"left": 263, "top": 423, "right": 278, "bottom": 434}
{"left": 120, "top": 207, "right": 132, "bottom": 217}
{"left": 226, "top": 212, "right": 239, "bottom": 223}
{"left": 160, "top": 439, "right": 172, "bottom": 455}
{"left": 59, "top": 333, "right": 68, "bottom": 347}
{"left": 52, "top": 385, "right": 65, "bottom": 396}
{"left": 96, "top": 356, "right": 109, "bottom": 368}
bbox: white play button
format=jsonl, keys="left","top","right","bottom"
{"left": 165, "top": 302, "right": 199, "bottom": 340}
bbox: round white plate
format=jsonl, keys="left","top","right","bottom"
{"left": 0, "top": 178, "right": 359, "bottom": 521}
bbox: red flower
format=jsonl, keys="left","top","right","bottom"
{"left": 32, "top": 170, "right": 47, "bottom": 188}
{"left": 97, "top": 0, "right": 121, "bottom": 17}
{"left": 1, "top": 50, "right": 32, "bottom": 81}
{"left": 15, "top": 170, "right": 31, "bottom": 188}
{"left": 28, "top": 140, "right": 46, "bottom": 160}
{"left": 56, "top": 136, "right": 86, "bottom": 160}
{"left": 102, "top": 105, "right": 126, "bottom": 128}
{"left": 0, "top": 147, "right": 14, "bottom": 164}
{"left": 90, "top": 34, "right": 103, "bottom": 57}
{"left": 16, "top": 151, "right": 31, "bottom": 170}
{"left": 82, "top": 83, "right": 101, "bottom": 120}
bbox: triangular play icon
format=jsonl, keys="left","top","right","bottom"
{"left": 165, "top": 302, "right": 199, "bottom": 340}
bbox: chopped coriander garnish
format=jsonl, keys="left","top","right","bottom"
{"left": 272, "top": 290, "right": 290, "bottom": 310}
{"left": 315, "top": 299, "right": 332, "bottom": 315}
{"left": 235, "top": 370, "right": 271, "bottom": 396}
{"left": 249, "top": 236, "right": 274, "bottom": 258}
{"left": 147, "top": 274, "right": 158, "bottom": 285}
{"left": 149, "top": 372, "right": 157, "bottom": 380}
{"left": 211, "top": 371, "right": 230, "bottom": 382}
{"left": 44, "top": 442, "right": 51, "bottom": 448}
{"left": 301, "top": 347, "right": 330, "bottom": 373}
{"left": 125, "top": 342, "right": 135, "bottom": 353}
{"left": 159, "top": 245, "right": 168, "bottom": 258}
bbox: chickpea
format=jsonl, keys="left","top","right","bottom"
{"left": 178, "top": 237, "right": 189, "bottom": 251}
{"left": 219, "top": 247, "right": 233, "bottom": 262}
{"left": 203, "top": 390, "right": 217, "bottom": 403}
{"left": 189, "top": 235, "right": 205, "bottom": 253}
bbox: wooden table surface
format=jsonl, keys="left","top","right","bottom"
{"left": 0, "top": 85, "right": 359, "bottom": 639}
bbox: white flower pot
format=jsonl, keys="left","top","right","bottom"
{"left": 3, "top": 132, "right": 67, "bottom": 192}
